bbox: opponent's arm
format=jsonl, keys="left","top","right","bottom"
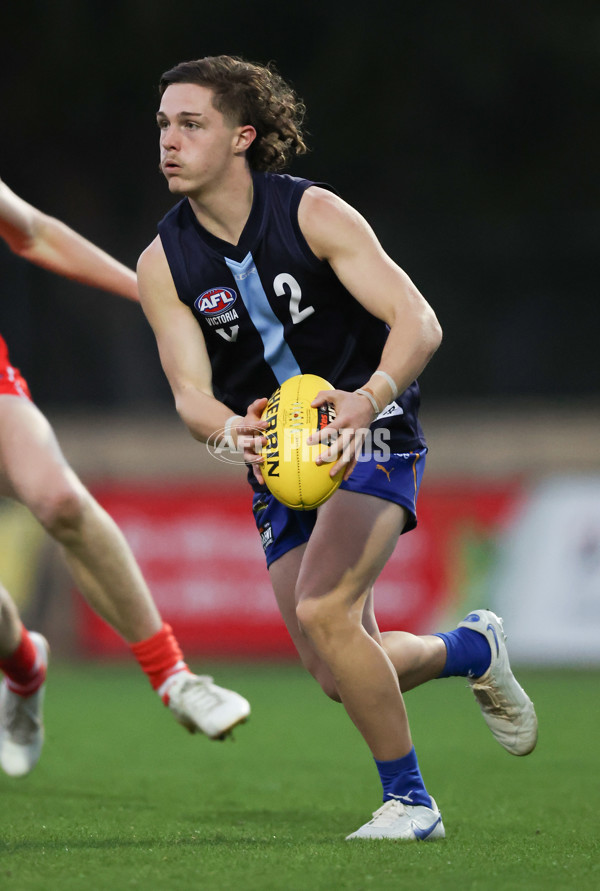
{"left": 137, "top": 236, "right": 267, "bottom": 452}
{"left": 299, "top": 186, "right": 442, "bottom": 473}
{"left": 0, "top": 178, "right": 138, "bottom": 301}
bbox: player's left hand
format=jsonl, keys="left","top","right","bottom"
{"left": 238, "top": 397, "right": 268, "bottom": 484}
{"left": 307, "top": 389, "right": 374, "bottom": 480}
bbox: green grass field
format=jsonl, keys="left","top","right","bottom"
{"left": 1, "top": 662, "right": 598, "bottom": 890}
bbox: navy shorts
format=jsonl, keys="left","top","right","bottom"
{"left": 252, "top": 449, "right": 427, "bottom": 568}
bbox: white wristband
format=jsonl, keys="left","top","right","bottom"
{"left": 222, "top": 414, "right": 243, "bottom": 448}
{"left": 374, "top": 370, "right": 399, "bottom": 401}
{"left": 354, "top": 388, "right": 381, "bottom": 418}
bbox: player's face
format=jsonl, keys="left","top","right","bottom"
{"left": 157, "top": 83, "right": 242, "bottom": 196}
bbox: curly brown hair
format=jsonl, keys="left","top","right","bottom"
{"left": 159, "top": 55, "right": 308, "bottom": 172}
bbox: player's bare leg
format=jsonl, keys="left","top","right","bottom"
{"left": 293, "top": 490, "right": 411, "bottom": 761}
{"left": 271, "top": 489, "right": 443, "bottom": 839}
{"left": 269, "top": 543, "right": 342, "bottom": 701}
{"left": 379, "top": 630, "right": 447, "bottom": 692}
{"left": 272, "top": 552, "right": 446, "bottom": 699}
{"left": 272, "top": 540, "right": 478, "bottom": 702}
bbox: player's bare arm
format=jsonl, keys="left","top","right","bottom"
{"left": 0, "top": 178, "right": 139, "bottom": 301}
{"left": 300, "top": 187, "right": 442, "bottom": 473}
{"left": 137, "top": 236, "right": 267, "bottom": 451}
{"left": 300, "top": 186, "right": 442, "bottom": 401}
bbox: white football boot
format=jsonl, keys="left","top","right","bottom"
{"left": 0, "top": 632, "right": 49, "bottom": 777}
{"left": 346, "top": 798, "right": 445, "bottom": 841}
{"left": 458, "top": 609, "right": 538, "bottom": 755}
{"left": 167, "top": 673, "right": 250, "bottom": 740}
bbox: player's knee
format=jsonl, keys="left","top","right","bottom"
{"left": 296, "top": 594, "right": 343, "bottom": 647}
{"left": 296, "top": 596, "right": 326, "bottom": 639}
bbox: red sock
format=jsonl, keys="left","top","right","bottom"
{"left": 0, "top": 625, "right": 46, "bottom": 696}
{"left": 130, "top": 623, "right": 190, "bottom": 704}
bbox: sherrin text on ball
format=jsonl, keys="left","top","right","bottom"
{"left": 260, "top": 374, "right": 343, "bottom": 510}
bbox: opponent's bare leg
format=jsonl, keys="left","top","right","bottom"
{"left": 0, "top": 396, "right": 161, "bottom": 642}
{"left": 0, "top": 586, "right": 23, "bottom": 658}
{"left": 0, "top": 395, "right": 251, "bottom": 739}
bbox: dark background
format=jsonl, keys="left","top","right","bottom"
{"left": 1, "top": 0, "right": 598, "bottom": 412}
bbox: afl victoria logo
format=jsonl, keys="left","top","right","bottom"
{"left": 195, "top": 287, "right": 237, "bottom": 316}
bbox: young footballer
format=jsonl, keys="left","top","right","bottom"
{"left": 137, "top": 56, "right": 537, "bottom": 840}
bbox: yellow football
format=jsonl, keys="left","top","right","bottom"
{"left": 260, "top": 373, "right": 344, "bottom": 510}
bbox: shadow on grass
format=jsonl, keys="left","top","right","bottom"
{"left": 0, "top": 803, "right": 365, "bottom": 853}
{"left": 0, "top": 828, "right": 357, "bottom": 854}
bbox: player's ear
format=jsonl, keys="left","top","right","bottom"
{"left": 234, "top": 125, "right": 257, "bottom": 154}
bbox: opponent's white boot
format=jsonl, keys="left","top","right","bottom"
{"left": 167, "top": 673, "right": 250, "bottom": 740}
{"left": 0, "top": 632, "right": 49, "bottom": 777}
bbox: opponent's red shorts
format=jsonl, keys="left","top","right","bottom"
{"left": 0, "top": 334, "right": 32, "bottom": 400}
